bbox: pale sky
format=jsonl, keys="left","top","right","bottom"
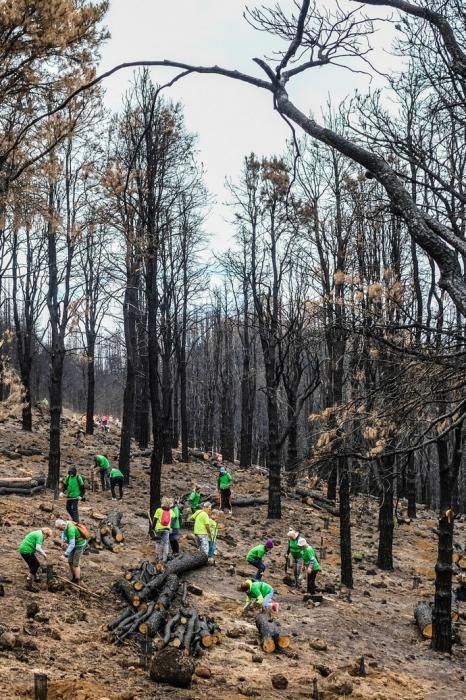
{"left": 99, "top": 1, "right": 394, "bottom": 251}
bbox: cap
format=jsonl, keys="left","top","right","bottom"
{"left": 297, "top": 537, "right": 307, "bottom": 547}
{"left": 265, "top": 539, "right": 274, "bottom": 549}
{"left": 219, "top": 466, "right": 226, "bottom": 473}
{"left": 68, "top": 467, "right": 77, "bottom": 475}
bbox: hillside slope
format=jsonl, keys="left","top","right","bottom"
{"left": 0, "top": 411, "right": 465, "bottom": 699}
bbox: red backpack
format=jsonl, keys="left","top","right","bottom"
{"left": 160, "top": 509, "right": 171, "bottom": 527}
{"left": 72, "top": 521, "right": 91, "bottom": 540}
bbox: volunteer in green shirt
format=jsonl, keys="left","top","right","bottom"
{"left": 61, "top": 466, "right": 85, "bottom": 522}
{"left": 240, "top": 579, "right": 275, "bottom": 610}
{"left": 94, "top": 454, "right": 110, "bottom": 491}
{"left": 169, "top": 498, "right": 182, "bottom": 555}
{"left": 189, "top": 502, "right": 212, "bottom": 556}
{"left": 109, "top": 466, "right": 124, "bottom": 501}
{"left": 55, "top": 518, "right": 88, "bottom": 585}
{"left": 18, "top": 527, "right": 52, "bottom": 585}
{"left": 287, "top": 529, "right": 304, "bottom": 587}
{"left": 153, "top": 496, "right": 175, "bottom": 563}
{"left": 217, "top": 465, "right": 233, "bottom": 514}
{"left": 298, "top": 537, "right": 321, "bottom": 594}
{"left": 188, "top": 485, "right": 201, "bottom": 513}
{"left": 246, "top": 539, "right": 274, "bottom": 581}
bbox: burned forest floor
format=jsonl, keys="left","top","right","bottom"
{"left": 0, "top": 408, "right": 465, "bottom": 700}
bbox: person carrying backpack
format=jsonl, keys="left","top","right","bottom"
{"left": 240, "top": 579, "right": 277, "bottom": 611}
{"left": 246, "top": 539, "right": 274, "bottom": 581}
{"left": 94, "top": 454, "right": 110, "bottom": 491}
{"left": 61, "top": 467, "right": 85, "bottom": 522}
{"left": 217, "top": 465, "right": 233, "bottom": 514}
{"left": 153, "top": 497, "right": 174, "bottom": 563}
{"left": 109, "top": 466, "right": 124, "bottom": 501}
{"left": 287, "top": 529, "right": 304, "bottom": 587}
{"left": 189, "top": 502, "right": 212, "bottom": 556}
{"left": 298, "top": 537, "right": 321, "bottom": 594}
{"left": 55, "top": 518, "right": 89, "bottom": 585}
{"left": 169, "top": 498, "right": 182, "bottom": 555}
{"left": 188, "top": 484, "right": 201, "bottom": 513}
{"left": 18, "top": 527, "right": 52, "bottom": 589}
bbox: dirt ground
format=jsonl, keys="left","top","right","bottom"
{"left": 0, "top": 409, "right": 465, "bottom": 699}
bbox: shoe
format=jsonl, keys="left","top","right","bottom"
{"left": 112, "top": 497, "right": 117, "bottom": 501}
{"left": 228, "top": 510, "right": 233, "bottom": 515}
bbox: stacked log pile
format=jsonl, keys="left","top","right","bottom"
{"left": 108, "top": 552, "right": 220, "bottom": 661}
{"left": 0, "top": 475, "right": 46, "bottom": 496}
{"left": 83, "top": 510, "right": 125, "bottom": 553}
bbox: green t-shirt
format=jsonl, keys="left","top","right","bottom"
{"left": 96, "top": 455, "right": 110, "bottom": 470}
{"left": 218, "top": 472, "right": 232, "bottom": 490}
{"left": 63, "top": 474, "right": 84, "bottom": 499}
{"left": 19, "top": 530, "right": 44, "bottom": 555}
{"left": 288, "top": 537, "right": 302, "bottom": 560}
{"left": 192, "top": 509, "right": 210, "bottom": 536}
{"left": 248, "top": 580, "right": 273, "bottom": 600}
{"left": 154, "top": 507, "right": 174, "bottom": 530}
{"left": 247, "top": 544, "right": 267, "bottom": 562}
{"left": 109, "top": 468, "right": 124, "bottom": 479}
{"left": 188, "top": 491, "right": 201, "bottom": 510}
{"left": 171, "top": 505, "right": 181, "bottom": 530}
{"left": 302, "top": 545, "right": 320, "bottom": 572}
{"left": 65, "top": 522, "right": 87, "bottom": 545}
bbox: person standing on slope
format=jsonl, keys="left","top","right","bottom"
{"left": 217, "top": 464, "right": 233, "bottom": 514}
{"left": 61, "top": 466, "right": 85, "bottom": 522}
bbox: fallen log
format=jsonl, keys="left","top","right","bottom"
{"left": 163, "top": 612, "right": 181, "bottom": 646}
{"left": 0, "top": 485, "right": 45, "bottom": 496}
{"left": 414, "top": 599, "right": 460, "bottom": 639}
{"left": 232, "top": 496, "right": 268, "bottom": 507}
{"left": 139, "top": 609, "right": 166, "bottom": 638}
{"left": 156, "top": 574, "right": 179, "bottom": 610}
{"left": 197, "top": 619, "right": 214, "bottom": 648}
{"left": 107, "top": 607, "right": 134, "bottom": 631}
{"left": 165, "top": 551, "right": 208, "bottom": 576}
{"left": 0, "top": 477, "right": 45, "bottom": 488}
{"left": 171, "top": 622, "right": 186, "bottom": 648}
{"left": 114, "top": 578, "right": 139, "bottom": 607}
{"left": 295, "top": 487, "right": 336, "bottom": 507}
{"left": 255, "top": 613, "right": 290, "bottom": 653}
{"left": 183, "top": 610, "right": 198, "bottom": 652}
{"left": 188, "top": 448, "right": 210, "bottom": 462}
{"left": 114, "top": 604, "right": 155, "bottom": 642}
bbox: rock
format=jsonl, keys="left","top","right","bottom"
{"left": 35, "top": 612, "right": 50, "bottom": 623}
{"left": 324, "top": 671, "right": 353, "bottom": 696}
{"left": 238, "top": 685, "right": 260, "bottom": 697}
{"left": 187, "top": 584, "right": 203, "bottom": 596}
{"left": 252, "top": 653, "right": 263, "bottom": 663}
{"left": 194, "top": 665, "right": 212, "bottom": 679}
{"left": 314, "top": 663, "right": 332, "bottom": 677}
{"left": 371, "top": 580, "right": 388, "bottom": 589}
{"left": 366, "top": 568, "right": 377, "bottom": 576}
{"left": 303, "top": 594, "right": 323, "bottom": 603}
{"left": 271, "top": 674, "right": 288, "bottom": 690}
{"left": 363, "top": 590, "right": 371, "bottom": 597}
{"left": 26, "top": 602, "right": 40, "bottom": 619}
{"left": 309, "top": 638, "right": 328, "bottom": 651}
{"left": 39, "top": 503, "right": 54, "bottom": 513}
{"left": 150, "top": 647, "right": 195, "bottom": 688}
{"left": 227, "top": 626, "right": 247, "bottom": 639}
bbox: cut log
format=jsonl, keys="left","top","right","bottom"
{"left": 165, "top": 551, "right": 208, "bottom": 576}
{"left": 114, "top": 578, "right": 139, "bottom": 607}
{"left": 458, "top": 555, "right": 466, "bottom": 569}
{"left": 183, "top": 610, "right": 198, "bottom": 653}
{"left": 150, "top": 646, "right": 195, "bottom": 688}
{"left": 112, "top": 526, "right": 125, "bottom": 542}
{"left": 137, "top": 572, "right": 168, "bottom": 605}
{"left": 232, "top": 496, "right": 268, "bottom": 507}
{"left": 139, "top": 609, "right": 166, "bottom": 638}
{"left": 197, "top": 619, "right": 214, "bottom": 648}
{"left": 107, "top": 607, "right": 134, "bottom": 631}
{"left": 163, "top": 611, "right": 181, "bottom": 646}
{"left": 414, "top": 601, "right": 432, "bottom": 638}
{"left": 156, "top": 574, "right": 179, "bottom": 610}
{"left": 171, "top": 622, "right": 186, "bottom": 648}
{"left": 0, "top": 477, "right": 45, "bottom": 488}
{"left": 0, "top": 485, "right": 45, "bottom": 496}
{"left": 255, "top": 613, "right": 289, "bottom": 653}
